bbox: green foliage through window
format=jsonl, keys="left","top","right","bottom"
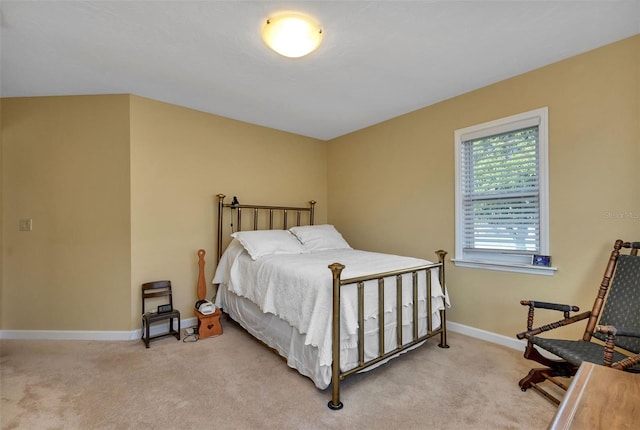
{"left": 461, "top": 126, "right": 540, "bottom": 252}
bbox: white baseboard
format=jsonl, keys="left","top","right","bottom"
{"left": 0, "top": 318, "right": 553, "bottom": 359}
{"left": 448, "top": 321, "right": 528, "bottom": 352}
{"left": 0, "top": 329, "right": 134, "bottom": 341}
{"left": 0, "top": 317, "right": 198, "bottom": 341}
{"left": 447, "top": 320, "right": 561, "bottom": 360}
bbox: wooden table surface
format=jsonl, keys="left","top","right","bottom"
{"left": 548, "top": 362, "right": 640, "bottom": 429}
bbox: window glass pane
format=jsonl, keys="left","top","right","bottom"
{"left": 461, "top": 126, "right": 540, "bottom": 253}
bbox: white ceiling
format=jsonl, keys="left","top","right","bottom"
{"left": 1, "top": 1, "right": 639, "bottom": 140}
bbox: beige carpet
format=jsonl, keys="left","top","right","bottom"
{"left": 1, "top": 320, "right": 556, "bottom": 429}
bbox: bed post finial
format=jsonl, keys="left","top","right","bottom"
{"left": 309, "top": 200, "right": 316, "bottom": 225}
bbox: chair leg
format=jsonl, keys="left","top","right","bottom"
{"left": 519, "top": 368, "right": 565, "bottom": 405}
{"left": 170, "top": 317, "right": 180, "bottom": 341}
{"left": 144, "top": 320, "right": 150, "bottom": 348}
{"left": 519, "top": 368, "right": 551, "bottom": 391}
{"left": 519, "top": 362, "right": 577, "bottom": 406}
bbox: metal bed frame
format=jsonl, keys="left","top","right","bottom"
{"left": 215, "top": 194, "right": 449, "bottom": 409}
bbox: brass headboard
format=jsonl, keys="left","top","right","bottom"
{"left": 216, "top": 194, "right": 316, "bottom": 262}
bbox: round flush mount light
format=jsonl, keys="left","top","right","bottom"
{"left": 261, "top": 13, "right": 323, "bottom": 58}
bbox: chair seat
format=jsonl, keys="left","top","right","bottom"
{"left": 143, "top": 310, "right": 180, "bottom": 324}
{"left": 531, "top": 337, "right": 640, "bottom": 373}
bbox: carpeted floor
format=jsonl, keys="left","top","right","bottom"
{"left": 1, "top": 320, "right": 556, "bottom": 429}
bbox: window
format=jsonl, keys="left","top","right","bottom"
{"left": 454, "top": 107, "right": 554, "bottom": 275}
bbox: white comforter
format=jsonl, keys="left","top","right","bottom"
{"left": 213, "top": 240, "right": 449, "bottom": 367}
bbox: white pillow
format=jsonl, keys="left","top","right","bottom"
{"left": 289, "top": 224, "right": 352, "bottom": 252}
{"left": 231, "top": 230, "right": 305, "bottom": 260}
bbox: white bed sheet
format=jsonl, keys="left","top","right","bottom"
{"left": 213, "top": 240, "right": 450, "bottom": 389}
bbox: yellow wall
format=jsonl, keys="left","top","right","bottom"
{"left": 129, "top": 96, "right": 327, "bottom": 329}
{"left": 1, "top": 95, "right": 132, "bottom": 330}
{"left": 327, "top": 35, "right": 640, "bottom": 339}
{"left": 1, "top": 95, "right": 327, "bottom": 331}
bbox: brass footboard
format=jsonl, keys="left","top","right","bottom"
{"left": 328, "top": 250, "right": 448, "bottom": 410}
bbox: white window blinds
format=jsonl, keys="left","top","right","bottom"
{"left": 454, "top": 107, "right": 551, "bottom": 274}
{"left": 460, "top": 126, "right": 540, "bottom": 254}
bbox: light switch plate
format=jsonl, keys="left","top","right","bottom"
{"left": 19, "top": 218, "right": 32, "bottom": 231}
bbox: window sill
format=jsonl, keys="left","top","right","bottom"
{"left": 451, "top": 258, "right": 557, "bottom": 276}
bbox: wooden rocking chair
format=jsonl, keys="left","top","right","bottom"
{"left": 516, "top": 239, "right": 640, "bottom": 405}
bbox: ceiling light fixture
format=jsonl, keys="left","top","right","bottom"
{"left": 262, "top": 13, "right": 323, "bottom": 58}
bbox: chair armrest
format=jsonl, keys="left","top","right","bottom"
{"left": 520, "top": 300, "right": 580, "bottom": 313}
{"left": 516, "top": 300, "right": 585, "bottom": 340}
{"left": 596, "top": 325, "right": 640, "bottom": 369}
{"left": 596, "top": 325, "right": 640, "bottom": 338}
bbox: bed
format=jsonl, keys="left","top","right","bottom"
{"left": 209, "top": 194, "right": 450, "bottom": 409}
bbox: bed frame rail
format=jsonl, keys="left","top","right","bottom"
{"left": 328, "top": 250, "right": 448, "bottom": 410}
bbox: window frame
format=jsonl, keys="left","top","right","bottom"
{"left": 453, "top": 107, "right": 556, "bottom": 275}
